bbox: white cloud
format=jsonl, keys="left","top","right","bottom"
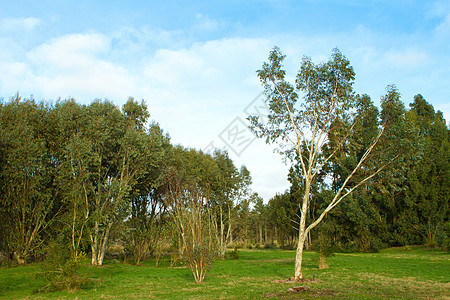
{"left": 0, "top": 33, "right": 136, "bottom": 101}
{"left": 27, "top": 33, "right": 109, "bottom": 71}
{"left": 141, "top": 37, "right": 270, "bottom": 109}
{"left": 144, "top": 48, "right": 203, "bottom": 86}
{"left": 435, "top": 13, "right": 450, "bottom": 36}
{"left": 384, "top": 49, "right": 429, "bottom": 68}
{"left": 0, "top": 17, "right": 41, "bottom": 32}
{"left": 136, "top": 37, "right": 290, "bottom": 201}
{"left": 428, "top": 0, "right": 450, "bottom": 37}
{"left": 193, "top": 14, "right": 221, "bottom": 32}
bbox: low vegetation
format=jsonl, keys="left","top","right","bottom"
{"left": 0, "top": 246, "right": 448, "bottom": 299}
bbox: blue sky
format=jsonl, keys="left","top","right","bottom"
{"left": 1, "top": 0, "right": 449, "bottom": 201}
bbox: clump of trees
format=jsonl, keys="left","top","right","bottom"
{"left": 0, "top": 95, "right": 252, "bottom": 285}
{"left": 248, "top": 47, "right": 449, "bottom": 279}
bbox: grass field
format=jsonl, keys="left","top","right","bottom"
{"left": 1, "top": 246, "right": 449, "bottom": 299}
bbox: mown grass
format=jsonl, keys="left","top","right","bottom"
{"left": 0, "top": 246, "right": 448, "bottom": 299}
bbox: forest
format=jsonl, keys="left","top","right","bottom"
{"left": 0, "top": 49, "right": 449, "bottom": 288}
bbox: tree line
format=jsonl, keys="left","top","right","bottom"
{"left": 0, "top": 96, "right": 254, "bottom": 281}
{"left": 253, "top": 92, "right": 449, "bottom": 251}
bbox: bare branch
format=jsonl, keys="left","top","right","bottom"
{"left": 309, "top": 83, "right": 340, "bottom": 169}
{"left": 312, "top": 121, "right": 357, "bottom": 177}
{"left": 304, "top": 124, "right": 389, "bottom": 236}
{"left": 272, "top": 81, "right": 309, "bottom": 176}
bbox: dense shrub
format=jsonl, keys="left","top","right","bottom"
{"left": 227, "top": 247, "right": 239, "bottom": 260}
{"left": 35, "top": 241, "right": 89, "bottom": 293}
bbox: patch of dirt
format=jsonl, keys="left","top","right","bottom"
{"left": 312, "top": 289, "right": 338, "bottom": 298}
{"left": 266, "top": 288, "right": 338, "bottom": 298}
{"left": 272, "top": 277, "right": 320, "bottom": 283}
{"left": 288, "top": 286, "right": 310, "bottom": 292}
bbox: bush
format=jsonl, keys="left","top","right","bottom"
{"left": 401, "top": 245, "right": 412, "bottom": 252}
{"left": 177, "top": 203, "right": 218, "bottom": 283}
{"left": 183, "top": 243, "right": 216, "bottom": 283}
{"left": 233, "top": 241, "right": 246, "bottom": 249}
{"left": 0, "top": 252, "right": 14, "bottom": 267}
{"left": 425, "top": 240, "right": 438, "bottom": 249}
{"left": 35, "top": 241, "right": 89, "bottom": 293}
{"left": 312, "top": 225, "right": 335, "bottom": 269}
{"left": 227, "top": 247, "right": 239, "bottom": 260}
{"left": 264, "top": 242, "right": 274, "bottom": 249}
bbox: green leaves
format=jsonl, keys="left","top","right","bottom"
{"left": 0, "top": 95, "right": 55, "bottom": 263}
{"left": 250, "top": 47, "right": 358, "bottom": 170}
{"left": 0, "top": 95, "right": 172, "bottom": 265}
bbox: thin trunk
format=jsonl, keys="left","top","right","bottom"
{"left": 72, "top": 201, "right": 77, "bottom": 256}
{"left": 294, "top": 236, "right": 306, "bottom": 280}
{"left": 294, "top": 178, "right": 310, "bottom": 280}
{"left": 264, "top": 225, "right": 267, "bottom": 243}
{"left": 98, "top": 224, "right": 111, "bottom": 266}
{"left": 259, "top": 223, "right": 263, "bottom": 245}
{"left": 219, "top": 206, "right": 225, "bottom": 259}
{"left": 91, "top": 220, "right": 99, "bottom": 265}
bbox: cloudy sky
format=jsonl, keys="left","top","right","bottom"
{"left": 1, "top": 0, "right": 449, "bottom": 201}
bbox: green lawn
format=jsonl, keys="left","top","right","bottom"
{"left": 1, "top": 246, "right": 449, "bottom": 299}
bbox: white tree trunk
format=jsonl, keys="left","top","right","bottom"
{"left": 90, "top": 222, "right": 112, "bottom": 266}
{"left": 294, "top": 236, "right": 306, "bottom": 280}
{"left": 294, "top": 178, "right": 310, "bottom": 280}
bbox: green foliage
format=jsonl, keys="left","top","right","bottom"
{"left": 298, "top": 91, "right": 449, "bottom": 254}
{"left": 0, "top": 95, "right": 57, "bottom": 264}
{"left": 183, "top": 242, "right": 217, "bottom": 283}
{"left": 266, "top": 192, "right": 298, "bottom": 249}
{"left": 264, "top": 242, "right": 275, "bottom": 249}
{"left": 35, "top": 240, "right": 89, "bottom": 293}
{"left": 227, "top": 247, "right": 240, "bottom": 260}
{"left": 312, "top": 224, "right": 335, "bottom": 259}
{"left": 179, "top": 199, "right": 218, "bottom": 283}
{"left": 443, "top": 222, "right": 450, "bottom": 252}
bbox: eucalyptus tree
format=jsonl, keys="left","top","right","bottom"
{"left": 52, "top": 99, "right": 90, "bottom": 258}
{"left": 251, "top": 195, "right": 267, "bottom": 245}
{"left": 309, "top": 92, "right": 437, "bottom": 251}
{"left": 124, "top": 120, "right": 171, "bottom": 265}
{"left": 211, "top": 150, "right": 251, "bottom": 259}
{"left": 56, "top": 98, "right": 157, "bottom": 265}
{"left": 163, "top": 146, "right": 219, "bottom": 283}
{"left": 266, "top": 192, "right": 297, "bottom": 248}
{"left": 372, "top": 86, "right": 416, "bottom": 245}
{"left": 249, "top": 47, "right": 397, "bottom": 280}
{"left": 210, "top": 150, "right": 238, "bottom": 259}
{"left": 0, "top": 95, "right": 56, "bottom": 264}
{"left": 407, "top": 95, "right": 449, "bottom": 246}
{"left": 319, "top": 94, "right": 389, "bottom": 251}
